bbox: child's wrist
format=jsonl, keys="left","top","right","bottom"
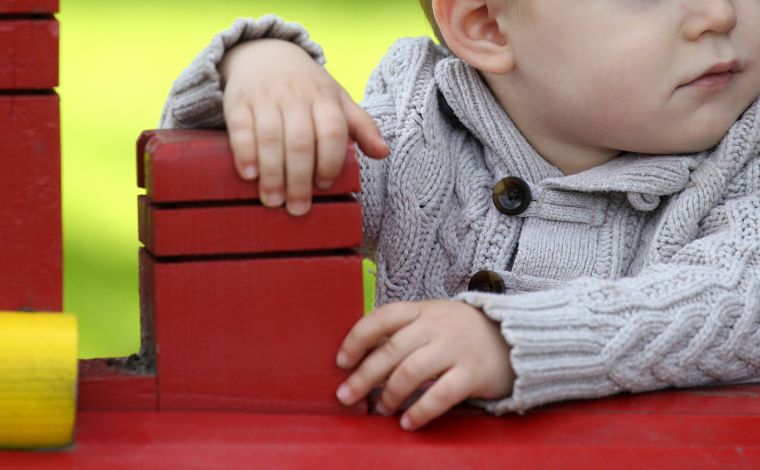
{"left": 219, "top": 39, "right": 310, "bottom": 89}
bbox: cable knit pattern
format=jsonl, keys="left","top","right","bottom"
{"left": 159, "top": 18, "right": 760, "bottom": 413}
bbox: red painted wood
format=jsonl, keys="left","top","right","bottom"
{"left": 0, "top": 19, "right": 58, "bottom": 90}
{"left": 137, "top": 130, "right": 360, "bottom": 203}
{"left": 141, "top": 250, "right": 366, "bottom": 414}
{"left": 77, "top": 359, "right": 157, "bottom": 412}
{"left": 380, "top": 383, "right": 760, "bottom": 418}
{"left": 543, "top": 383, "right": 760, "bottom": 415}
{"left": 1, "top": 411, "right": 759, "bottom": 468}
{"left": 139, "top": 196, "right": 362, "bottom": 257}
{"left": 0, "top": 0, "right": 57, "bottom": 13}
{"left": 0, "top": 94, "right": 61, "bottom": 312}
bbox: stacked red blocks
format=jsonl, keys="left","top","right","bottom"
{"left": 0, "top": 0, "right": 61, "bottom": 311}
{"left": 136, "top": 129, "right": 365, "bottom": 414}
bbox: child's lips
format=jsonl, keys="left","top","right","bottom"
{"left": 680, "top": 60, "right": 743, "bottom": 89}
{"left": 685, "top": 71, "right": 737, "bottom": 88}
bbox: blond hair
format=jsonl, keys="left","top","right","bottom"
{"left": 419, "top": 0, "right": 445, "bottom": 44}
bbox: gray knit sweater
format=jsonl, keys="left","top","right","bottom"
{"left": 160, "top": 17, "right": 760, "bottom": 414}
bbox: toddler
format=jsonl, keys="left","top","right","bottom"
{"left": 160, "top": 0, "right": 760, "bottom": 431}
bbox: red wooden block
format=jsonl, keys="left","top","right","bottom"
{"left": 139, "top": 196, "right": 362, "bottom": 257}
{"left": 137, "top": 130, "right": 360, "bottom": 203}
{"left": 2, "top": 411, "right": 759, "bottom": 468}
{"left": 0, "top": 94, "right": 61, "bottom": 312}
{"left": 140, "top": 249, "right": 366, "bottom": 414}
{"left": 0, "top": 0, "right": 58, "bottom": 13}
{"left": 0, "top": 19, "right": 58, "bottom": 90}
{"left": 77, "top": 359, "right": 157, "bottom": 412}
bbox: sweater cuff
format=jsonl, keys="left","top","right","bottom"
{"left": 455, "top": 288, "right": 627, "bottom": 415}
{"left": 160, "top": 15, "right": 325, "bottom": 129}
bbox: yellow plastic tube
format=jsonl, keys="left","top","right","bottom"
{"left": 0, "top": 312, "right": 78, "bottom": 449}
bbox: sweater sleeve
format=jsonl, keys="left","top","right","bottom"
{"left": 158, "top": 16, "right": 325, "bottom": 130}
{"left": 457, "top": 192, "right": 760, "bottom": 414}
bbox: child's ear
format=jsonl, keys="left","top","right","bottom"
{"left": 433, "top": 0, "right": 515, "bottom": 74}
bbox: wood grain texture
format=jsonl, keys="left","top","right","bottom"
{"left": 0, "top": 0, "right": 57, "bottom": 13}
{"left": 140, "top": 250, "right": 366, "bottom": 414}
{"left": 139, "top": 196, "right": 362, "bottom": 257}
{"left": 2, "top": 410, "right": 759, "bottom": 468}
{"left": 137, "top": 130, "right": 360, "bottom": 203}
{"left": 77, "top": 359, "right": 157, "bottom": 412}
{"left": 0, "top": 19, "right": 58, "bottom": 90}
{"left": 0, "top": 94, "right": 61, "bottom": 311}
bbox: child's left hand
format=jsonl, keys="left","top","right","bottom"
{"left": 335, "top": 299, "right": 514, "bottom": 431}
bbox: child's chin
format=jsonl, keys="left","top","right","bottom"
{"left": 692, "top": 128, "right": 734, "bottom": 151}
{"left": 673, "top": 115, "right": 738, "bottom": 153}
{"left": 660, "top": 135, "right": 724, "bottom": 155}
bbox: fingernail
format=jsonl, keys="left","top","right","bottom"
{"left": 375, "top": 402, "right": 390, "bottom": 417}
{"left": 262, "top": 191, "right": 285, "bottom": 207}
{"left": 336, "top": 384, "right": 353, "bottom": 404}
{"left": 317, "top": 179, "right": 333, "bottom": 190}
{"left": 400, "top": 415, "right": 412, "bottom": 431}
{"left": 241, "top": 165, "right": 258, "bottom": 180}
{"left": 336, "top": 351, "right": 349, "bottom": 369}
{"left": 288, "top": 199, "right": 311, "bottom": 217}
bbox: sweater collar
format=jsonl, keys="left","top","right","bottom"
{"left": 434, "top": 57, "right": 714, "bottom": 211}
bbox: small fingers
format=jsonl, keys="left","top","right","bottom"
{"left": 282, "top": 101, "right": 316, "bottom": 216}
{"left": 376, "top": 344, "right": 452, "bottom": 417}
{"left": 224, "top": 103, "right": 258, "bottom": 181}
{"left": 312, "top": 96, "right": 349, "bottom": 190}
{"left": 401, "top": 368, "right": 472, "bottom": 432}
{"left": 254, "top": 101, "right": 286, "bottom": 207}
{"left": 336, "top": 322, "right": 429, "bottom": 407}
{"left": 336, "top": 302, "right": 420, "bottom": 371}
{"left": 341, "top": 91, "right": 389, "bottom": 159}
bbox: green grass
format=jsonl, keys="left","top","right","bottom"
{"left": 60, "top": 0, "right": 433, "bottom": 358}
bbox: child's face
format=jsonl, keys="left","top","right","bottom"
{"left": 500, "top": 0, "right": 760, "bottom": 155}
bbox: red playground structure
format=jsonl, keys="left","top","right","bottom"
{"left": 1, "top": 1, "right": 760, "bottom": 468}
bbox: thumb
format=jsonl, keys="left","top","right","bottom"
{"left": 341, "top": 92, "right": 390, "bottom": 159}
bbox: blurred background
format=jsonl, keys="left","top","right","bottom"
{"left": 60, "top": 0, "right": 433, "bottom": 358}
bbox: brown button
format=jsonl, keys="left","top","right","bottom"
{"left": 468, "top": 270, "right": 506, "bottom": 294}
{"left": 492, "top": 176, "right": 531, "bottom": 216}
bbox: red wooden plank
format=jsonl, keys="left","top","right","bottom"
{"left": 382, "top": 385, "right": 760, "bottom": 419}
{"left": 542, "top": 383, "right": 760, "bottom": 415}
{"left": 139, "top": 196, "right": 362, "bottom": 257}
{"left": 0, "top": 0, "right": 58, "bottom": 13}
{"left": 77, "top": 359, "right": 157, "bottom": 412}
{"left": 372, "top": 379, "right": 760, "bottom": 417}
{"left": 137, "top": 129, "right": 360, "bottom": 203}
{"left": 141, "top": 250, "right": 366, "bottom": 414}
{"left": 0, "top": 19, "right": 58, "bottom": 90}
{"left": 1, "top": 412, "right": 759, "bottom": 468}
{"left": 0, "top": 94, "right": 61, "bottom": 312}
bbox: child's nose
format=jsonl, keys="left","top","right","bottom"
{"left": 682, "top": 0, "right": 738, "bottom": 41}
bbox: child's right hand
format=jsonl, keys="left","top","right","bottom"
{"left": 220, "top": 39, "right": 390, "bottom": 216}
